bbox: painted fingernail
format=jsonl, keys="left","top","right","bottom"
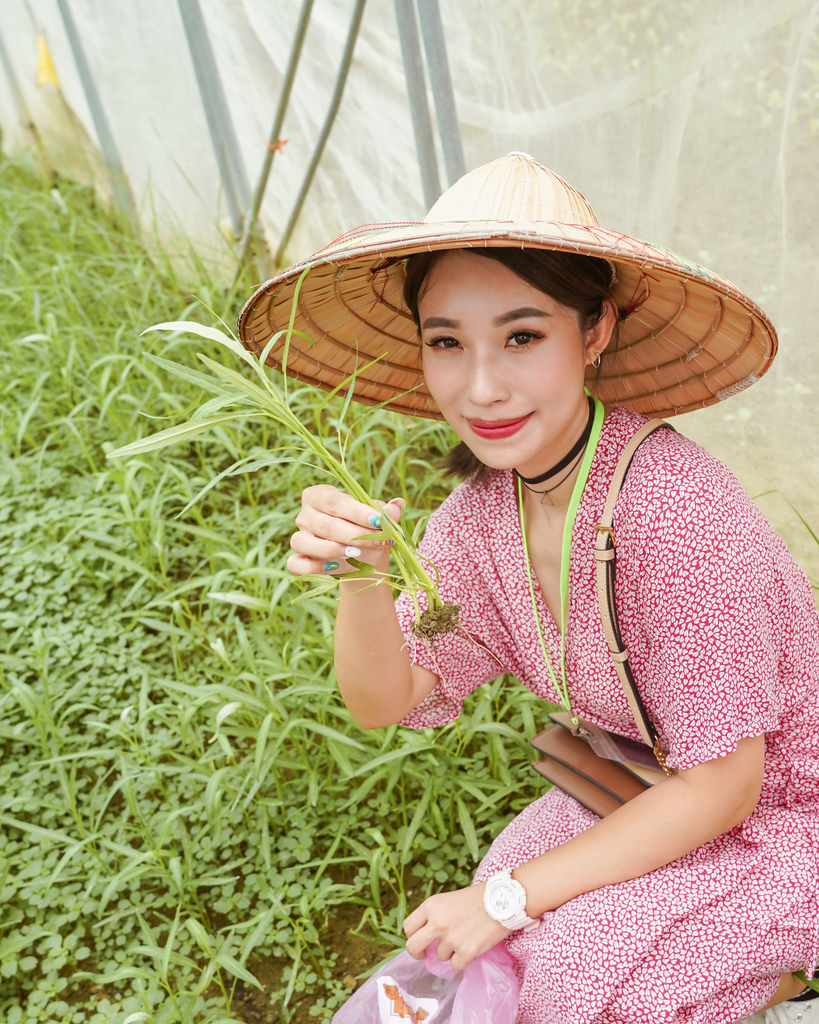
{"left": 374, "top": 539, "right": 395, "bottom": 547}
{"left": 368, "top": 513, "right": 382, "bottom": 528}
{"left": 340, "top": 546, "right": 361, "bottom": 558}
{"left": 323, "top": 561, "right": 340, "bottom": 572}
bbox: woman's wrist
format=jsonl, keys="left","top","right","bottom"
{"left": 510, "top": 862, "right": 559, "bottom": 918}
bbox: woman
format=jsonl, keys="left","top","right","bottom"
{"left": 239, "top": 153, "right": 819, "bottom": 1023}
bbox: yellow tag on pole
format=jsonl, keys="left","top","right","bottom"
{"left": 36, "top": 34, "right": 60, "bottom": 88}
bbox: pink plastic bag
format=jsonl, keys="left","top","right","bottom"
{"left": 332, "top": 942, "right": 519, "bottom": 1023}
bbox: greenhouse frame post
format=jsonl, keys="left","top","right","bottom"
{"left": 54, "top": 0, "right": 136, "bottom": 221}
{"left": 177, "top": 0, "right": 251, "bottom": 238}
{"left": 237, "top": 0, "right": 315, "bottom": 267}
{"left": 415, "top": 0, "right": 465, "bottom": 185}
{"left": 394, "top": 0, "right": 441, "bottom": 208}
{"left": 275, "top": 0, "right": 367, "bottom": 267}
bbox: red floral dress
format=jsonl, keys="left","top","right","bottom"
{"left": 395, "top": 406, "right": 819, "bottom": 1024}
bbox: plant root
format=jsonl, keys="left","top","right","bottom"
{"left": 410, "top": 602, "right": 461, "bottom": 643}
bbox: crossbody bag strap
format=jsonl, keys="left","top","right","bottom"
{"left": 594, "top": 419, "right": 674, "bottom": 777}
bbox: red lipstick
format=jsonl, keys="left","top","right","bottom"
{"left": 467, "top": 414, "right": 532, "bottom": 440}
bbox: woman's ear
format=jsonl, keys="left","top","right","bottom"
{"left": 584, "top": 300, "right": 617, "bottom": 367}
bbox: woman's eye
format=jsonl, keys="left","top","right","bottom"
{"left": 507, "top": 330, "right": 540, "bottom": 348}
{"left": 424, "top": 336, "right": 461, "bottom": 350}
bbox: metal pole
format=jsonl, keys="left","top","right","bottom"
{"left": 54, "top": 0, "right": 136, "bottom": 221}
{"left": 415, "top": 0, "right": 465, "bottom": 185}
{"left": 274, "top": 0, "right": 367, "bottom": 266}
{"left": 393, "top": 0, "right": 441, "bottom": 209}
{"left": 177, "top": 0, "right": 251, "bottom": 237}
{"left": 236, "top": 0, "right": 314, "bottom": 266}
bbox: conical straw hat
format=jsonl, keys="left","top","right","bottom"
{"left": 238, "top": 153, "right": 776, "bottom": 419}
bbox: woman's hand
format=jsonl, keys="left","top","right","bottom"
{"left": 288, "top": 485, "right": 404, "bottom": 576}
{"left": 403, "top": 883, "right": 510, "bottom": 972}
{"left": 293, "top": 485, "right": 436, "bottom": 728}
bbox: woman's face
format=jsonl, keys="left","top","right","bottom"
{"left": 418, "top": 250, "right": 612, "bottom": 478}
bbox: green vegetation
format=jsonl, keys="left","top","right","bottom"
{"left": 107, "top": 314, "right": 458, "bottom": 634}
{"left": 0, "top": 160, "right": 545, "bottom": 1023}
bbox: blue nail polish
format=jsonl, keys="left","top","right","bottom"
{"left": 324, "top": 561, "right": 340, "bottom": 572}
{"left": 368, "top": 513, "right": 382, "bottom": 528}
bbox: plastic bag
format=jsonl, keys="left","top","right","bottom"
{"left": 332, "top": 941, "right": 519, "bottom": 1023}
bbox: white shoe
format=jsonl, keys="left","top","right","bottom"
{"left": 742, "top": 997, "right": 816, "bottom": 1023}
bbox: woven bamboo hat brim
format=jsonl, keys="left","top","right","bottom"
{"left": 238, "top": 153, "right": 777, "bottom": 419}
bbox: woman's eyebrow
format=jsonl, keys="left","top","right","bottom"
{"left": 421, "top": 316, "right": 459, "bottom": 329}
{"left": 493, "top": 306, "right": 552, "bottom": 325}
{"left": 421, "top": 306, "right": 552, "bottom": 331}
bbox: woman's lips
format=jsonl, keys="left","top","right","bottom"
{"left": 467, "top": 413, "right": 532, "bottom": 439}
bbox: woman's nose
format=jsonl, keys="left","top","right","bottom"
{"left": 467, "top": 352, "right": 510, "bottom": 406}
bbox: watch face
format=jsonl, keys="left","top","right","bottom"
{"left": 487, "top": 880, "right": 520, "bottom": 919}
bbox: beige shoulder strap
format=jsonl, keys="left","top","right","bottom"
{"left": 593, "top": 419, "right": 674, "bottom": 776}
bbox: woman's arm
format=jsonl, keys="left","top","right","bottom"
{"left": 334, "top": 572, "right": 440, "bottom": 727}
{"left": 515, "top": 732, "right": 764, "bottom": 910}
{"left": 289, "top": 485, "right": 440, "bottom": 727}
{"left": 404, "top": 734, "right": 765, "bottom": 969}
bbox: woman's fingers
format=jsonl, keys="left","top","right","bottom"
{"left": 402, "top": 903, "right": 427, "bottom": 938}
{"left": 299, "top": 486, "right": 403, "bottom": 534}
{"left": 401, "top": 885, "right": 509, "bottom": 970}
{"left": 296, "top": 488, "right": 402, "bottom": 545}
{"left": 286, "top": 551, "right": 354, "bottom": 576}
{"left": 289, "top": 486, "right": 405, "bottom": 576}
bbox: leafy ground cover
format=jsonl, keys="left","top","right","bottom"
{"left": 0, "top": 160, "right": 547, "bottom": 1023}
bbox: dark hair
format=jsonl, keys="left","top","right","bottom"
{"left": 403, "top": 247, "right": 618, "bottom": 484}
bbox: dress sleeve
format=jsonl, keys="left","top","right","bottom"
{"left": 623, "top": 448, "right": 788, "bottom": 771}
{"left": 394, "top": 486, "right": 508, "bottom": 729}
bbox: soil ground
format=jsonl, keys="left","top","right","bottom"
{"left": 234, "top": 899, "right": 395, "bottom": 1023}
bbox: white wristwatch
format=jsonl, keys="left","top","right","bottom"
{"left": 482, "top": 870, "right": 540, "bottom": 931}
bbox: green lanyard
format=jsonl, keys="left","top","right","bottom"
{"left": 517, "top": 396, "right": 605, "bottom": 723}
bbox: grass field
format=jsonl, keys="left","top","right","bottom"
{"left": 0, "top": 159, "right": 548, "bottom": 1023}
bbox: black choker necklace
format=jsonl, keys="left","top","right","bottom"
{"left": 517, "top": 396, "right": 596, "bottom": 487}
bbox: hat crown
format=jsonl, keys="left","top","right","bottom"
{"left": 423, "top": 152, "right": 600, "bottom": 226}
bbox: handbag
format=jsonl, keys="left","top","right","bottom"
{"left": 530, "top": 419, "right": 674, "bottom": 817}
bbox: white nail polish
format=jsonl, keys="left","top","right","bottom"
{"left": 341, "top": 545, "right": 361, "bottom": 558}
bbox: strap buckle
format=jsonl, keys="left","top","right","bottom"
{"left": 594, "top": 524, "right": 617, "bottom": 548}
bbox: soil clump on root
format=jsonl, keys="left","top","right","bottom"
{"left": 410, "top": 602, "right": 461, "bottom": 643}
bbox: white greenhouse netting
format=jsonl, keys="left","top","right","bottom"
{"left": 1, "top": 0, "right": 817, "bottom": 579}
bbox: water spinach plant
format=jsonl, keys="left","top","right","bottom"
{"left": 108, "top": 299, "right": 460, "bottom": 641}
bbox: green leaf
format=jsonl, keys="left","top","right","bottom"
{"left": 161, "top": 907, "right": 182, "bottom": 981}
{"left": 208, "top": 591, "right": 269, "bottom": 610}
{"left": 412, "top": 515, "right": 429, "bottom": 546}
{"left": 0, "top": 930, "right": 52, "bottom": 958}
{"left": 144, "top": 352, "right": 231, "bottom": 395}
{"left": 185, "top": 917, "right": 213, "bottom": 955}
{"left": 74, "top": 967, "right": 155, "bottom": 984}
{"left": 456, "top": 796, "right": 481, "bottom": 862}
{"left": 400, "top": 789, "right": 431, "bottom": 864}
{"left": 106, "top": 414, "right": 249, "bottom": 457}
{"left": 214, "top": 951, "right": 264, "bottom": 989}
{"left": 143, "top": 320, "right": 249, "bottom": 361}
